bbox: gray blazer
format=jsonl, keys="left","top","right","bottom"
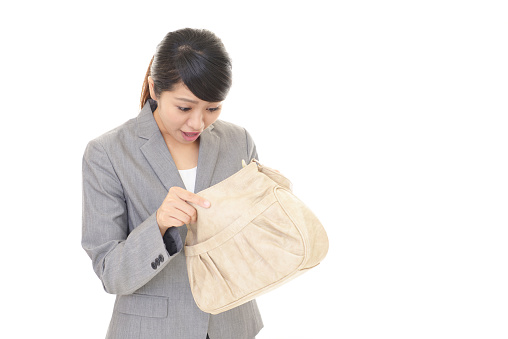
{"left": 82, "top": 99, "right": 263, "bottom": 339}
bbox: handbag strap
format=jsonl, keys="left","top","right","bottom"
{"left": 184, "top": 191, "right": 278, "bottom": 257}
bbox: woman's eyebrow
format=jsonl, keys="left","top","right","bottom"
{"left": 176, "top": 97, "right": 199, "bottom": 104}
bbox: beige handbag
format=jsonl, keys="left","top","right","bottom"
{"left": 185, "top": 159, "right": 328, "bottom": 314}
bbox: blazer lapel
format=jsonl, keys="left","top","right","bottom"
{"left": 137, "top": 100, "right": 185, "bottom": 192}
{"left": 195, "top": 126, "right": 220, "bottom": 193}
{"left": 136, "top": 100, "right": 220, "bottom": 194}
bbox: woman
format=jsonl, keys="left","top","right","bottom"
{"left": 82, "top": 28, "right": 263, "bottom": 339}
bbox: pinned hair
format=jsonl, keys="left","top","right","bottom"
{"left": 140, "top": 28, "right": 232, "bottom": 108}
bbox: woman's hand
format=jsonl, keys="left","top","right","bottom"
{"left": 156, "top": 186, "right": 211, "bottom": 236}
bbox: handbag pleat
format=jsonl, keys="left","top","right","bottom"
{"left": 187, "top": 197, "right": 306, "bottom": 312}
{"left": 185, "top": 160, "right": 328, "bottom": 314}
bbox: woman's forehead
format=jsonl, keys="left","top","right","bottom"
{"left": 164, "top": 82, "right": 221, "bottom": 104}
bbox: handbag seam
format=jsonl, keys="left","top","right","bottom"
{"left": 273, "top": 186, "right": 309, "bottom": 270}
{"left": 193, "top": 161, "right": 259, "bottom": 196}
{"left": 185, "top": 161, "right": 327, "bottom": 315}
{"left": 205, "top": 186, "right": 308, "bottom": 314}
{"left": 185, "top": 194, "right": 278, "bottom": 256}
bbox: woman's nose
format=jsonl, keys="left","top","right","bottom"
{"left": 187, "top": 111, "right": 205, "bottom": 131}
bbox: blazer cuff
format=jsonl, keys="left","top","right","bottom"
{"left": 163, "top": 226, "right": 183, "bottom": 256}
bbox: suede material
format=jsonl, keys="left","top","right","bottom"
{"left": 185, "top": 160, "right": 329, "bottom": 314}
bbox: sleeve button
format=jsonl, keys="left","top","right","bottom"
{"left": 151, "top": 261, "right": 157, "bottom": 270}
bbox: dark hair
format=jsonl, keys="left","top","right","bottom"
{"left": 140, "top": 28, "right": 232, "bottom": 109}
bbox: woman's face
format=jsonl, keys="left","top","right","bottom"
{"left": 149, "top": 78, "right": 223, "bottom": 146}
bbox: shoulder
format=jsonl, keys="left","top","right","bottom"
{"left": 83, "top": 116, "right": 138, "bottom": 158}
{"left": 211, "top": 119, "right": 253, "bottom": 143}
{"left": 211, "top": 119, "right": 258, "bottom": 160}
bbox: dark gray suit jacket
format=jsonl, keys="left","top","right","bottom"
{"left": 82, "top": 99, "right": 263, "bottom": 339}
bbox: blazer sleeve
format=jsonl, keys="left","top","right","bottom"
{"left": 81, "top": 139, "right": 183, "bottom": 295}
{"left": 245, "top": 128, "right": 259, "bottom": 163}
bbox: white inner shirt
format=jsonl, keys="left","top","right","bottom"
{"left": 178, "top": 166, "right": 197, "bottom": 193}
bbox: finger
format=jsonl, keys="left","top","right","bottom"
{"left": 172, "top": 202, "right": 198, "bottom": 223}
{"left": 163, "top": 208, "right": 192, "bottom": 226}
{"left": 176, "top": 189, "right": 211, "bottom": 208}
{"left": 166, "top": 216, "right": 187, "bottom": 228}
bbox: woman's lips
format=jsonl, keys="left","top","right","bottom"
{"left": 181, "top": 131, "right": 201, "bottom": 141}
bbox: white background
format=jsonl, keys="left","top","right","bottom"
{"left": 1, "top": 0, "right": 507, "bottom": 338}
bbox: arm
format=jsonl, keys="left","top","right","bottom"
{"left": 81, "top": 139, "right": 183, "bottom": 295}
{"left": 244, "top": 128, "right": 259, "bottom": 163}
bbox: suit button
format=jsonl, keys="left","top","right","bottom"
{"left": 158, "top": 254, "right": 164, "bottom": 263}
{"left": 155, "top": 257, "right": 160, "bottom": 266}
{"left": 151, "top": 261, "right": 157, "bottom": 270}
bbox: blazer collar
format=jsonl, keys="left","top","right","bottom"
{"left": 136, "top": 99, "right": 219, "bottom": 194}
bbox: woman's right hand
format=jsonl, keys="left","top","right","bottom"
{"left": 156, "top": 186, "right": 211, "bottom": 236}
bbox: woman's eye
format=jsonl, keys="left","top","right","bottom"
{"left": 177, "top": 106, "right": 191, "bottom": 112}
{"left": 207, "top": 107, "right": 221, "bottom": 113}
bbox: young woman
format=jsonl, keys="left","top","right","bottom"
{"left": 82, "top": 28, "right": 263, "bottom": 339}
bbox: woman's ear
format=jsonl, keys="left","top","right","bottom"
{"left": 148, "top": 76, "right": 157, "bottom": 101}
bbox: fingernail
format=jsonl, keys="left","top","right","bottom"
{"left": 204, "top": 201, "right": 210, "bottom": 208}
